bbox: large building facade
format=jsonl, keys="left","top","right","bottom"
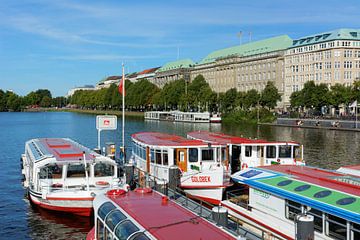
{"left": 284, "top": 29, "right": 360, "bottom": 107}
{"left": 153, "top": 59, "right": 194, "bottom": 88}
{"left": 190, "top": 35, "right": 292, "bottom": 96}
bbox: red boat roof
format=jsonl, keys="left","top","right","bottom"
{"left": 132, "top": 132, "right": 209, "bottom": 147}
{"left": 37, "top": 138, "right": 96, "bottom": 161}
{"left": 259, "top": 165, "right": 360, "bottom": 197}
{"left": 108, "top": 190, "right": 235, "bottom": 240}
{"left": 187, "top": 130, "right": 299, "bottom": 145}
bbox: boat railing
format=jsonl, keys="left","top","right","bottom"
{"left": 131, "top": 166, "right": 262, "bottom": 240}
{"left": 226, "top": 188, "right": 251, "bottom": 211}
{"left": 40, "top": 181, "right": 122, "bottom": 193}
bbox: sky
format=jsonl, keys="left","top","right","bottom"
{"left": 0, "top": 0, "right": 360, "bottom": 97}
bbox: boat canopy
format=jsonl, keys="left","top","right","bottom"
{"left": 131, "top": 132, "right": 213, "bottom": 147}
{"left": 231, "top": 165, "right": 360, "bottom": 224}
{"left": 26, "top": 138, "right": 97, "bottom": 163}
{"left": 187, "top": 130, "right": 300, "bottom": 145}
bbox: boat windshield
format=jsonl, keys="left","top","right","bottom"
{"left": 293, "top": 146, "right": 302, "bottom": 158}
{"left": 94, "top": 163, "right": 114, "bottom": 177}
{"left": 67, "top": 163, "right": 86, "bottom": 178}
{"left": 39, "top": 164, "right": 63, "bottom": 179}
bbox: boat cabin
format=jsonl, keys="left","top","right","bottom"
{"left": 224, "top": 165, "right": 360, "bottom": 240}
{"left": 187, "top": 131, "right": 304, "bottom": 173}
{"left": 131, "top": 132, "right": 228, "bottom": 180}
{"left": 23, "top": 138, "right": 120, "bottom": 197}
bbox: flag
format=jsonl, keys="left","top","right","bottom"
{"left": 350, "top": 100, "right": 358, "bottom": 108}
{"left": 118, "top": 76, "right": 125, "bottom": 96}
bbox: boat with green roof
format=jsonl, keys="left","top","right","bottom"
{"left": 221, "top": 165, "right": 359, "bottom": 240}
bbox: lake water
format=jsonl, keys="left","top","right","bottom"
{"left": 0, "top": 111, "right": 359, "bottom": 239}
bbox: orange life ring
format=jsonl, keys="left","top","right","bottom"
{"left": 241, "top": 163, "right": 248, "bottom": 169}
{"left": 96, "top": 181, "right": 109, "bottom": 186}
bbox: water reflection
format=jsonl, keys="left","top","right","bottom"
{"left": 26, "top": 200, "right": 92, "bottom": 240}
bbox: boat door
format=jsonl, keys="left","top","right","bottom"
{"left": 258, "top": 146, "right": 265, "bottom": 165}
{"left": 176, "top": 149, "right": 187, "bottom": 172}
{"left": 230, "top": 145, "right": 241, "bottom": 174}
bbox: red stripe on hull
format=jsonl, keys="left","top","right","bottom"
{"left": 222, "top": 202, "right": 293, "bottom": 240}
{"left": 86, "top": 227, "right": 96, "bottom": 240}
{"left": 186, "top": 193, "right": 221, "bottom": 205}
{"left": 46, "top": 197, "right": 94, "bottom": 201}
{"left": 181, "top": 184, "right": 231, "bottom": 189}
{"left": 30, "top": 196, "right": 92, "bottom": 217}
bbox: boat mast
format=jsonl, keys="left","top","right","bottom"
{"left": 122, "top": 63, "right": 125, "bottom": 160}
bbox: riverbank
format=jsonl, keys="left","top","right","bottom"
{"left": 261, "top": 118, "right": 360, "bottom": 132}
{"left": 24, "top": 107, "right": 145, "bottom": 117}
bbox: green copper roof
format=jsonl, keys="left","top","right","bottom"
{"left": 156, "top": 59, "right": 194, "bottom": 73}
{"left": 258, "top": 176, "right": 360, "bottom": 214}
{"left": 198, "top": 35, "right": 292, "bottom": 65}
{"left": 291, "top": 28, "right": 360, "bottom": 48}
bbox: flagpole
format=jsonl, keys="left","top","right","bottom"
{"left": 122, "top": 63, "right": 125, "bottom": 153}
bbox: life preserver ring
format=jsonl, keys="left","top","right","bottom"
{"left": 96, "top": 181, "right": 109, "bottom": 186}
{"left": 241, "top": 163, "right": 248, "bottom": 169}
{"left": 51, "top": 183, "right": 63, "bottom": 188}
{"left": 134, "top": 187, "right": 152, "bottom": 194}
{"left": 106, "top": 189, "right": 126, "bottom": 196}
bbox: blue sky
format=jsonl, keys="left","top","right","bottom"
{"left": 0, "top": 0, "right": 359, "bottom": 97}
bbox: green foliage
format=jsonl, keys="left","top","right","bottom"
{"left": 260, "top": 81, "right": 281, "bottom": 109}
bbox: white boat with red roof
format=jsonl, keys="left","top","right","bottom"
{"left": 131, "top": 132, "right": 231, "bottom": 204}
{"left": 187, "top": 131, "right": 304, "bottom": 173}
{"left": 22, "top": 138, "right": 123, "bottom": 216}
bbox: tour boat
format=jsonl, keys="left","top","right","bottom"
{"left": 86, "top": 187, "right": 238, "bottom": 240}
{"left": 131, "top": 132, "right": 231, "bottom": 204}
{"left": 144, "top": 111, "right": 221, "bottom": 123}
{"left": 21, "top": 138, "right": 123, "bottom": 216}
{"left": 221, "top": 165, "right": 360, "bottom": 240}
{"left": 187, "top": 131, "right": 304, "bottom": 173}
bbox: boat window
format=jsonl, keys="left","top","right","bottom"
{"left": 105, "top": 210, "right": 127, "bottom": 231}
{"left": 94, "top": 163, "right": 114, "bottom": 177}
{"left": 39, "top": 164, "right": 63, "bottom": 179}
{"left": 351, "top": 223, "right": 360, "bottom": 240}
{"left": 105, "top": 227, "right": 113, "bottom": 240}
{"left": 129, "top": 233, "right": 151, "bottom": 240}
{"left": 326, "top": 214, "right": 347, "bottom": 240}
{"left": 163, "top": 150, "right": 168, "bottom": 165}
{"left": 294, "top": 184, "right": 311, "bottom": 192}
{"left": 155, "top": 150, "right": 162, "bottom": 165}
{"left": 97, "top": 219, "right": 105, "bottom": 240}
{"left": 150, "top": 149, "right": 155, "bottom": 163}
{"left": 114, "top": 220, "right": 140, "bottom": 240}
{"left": 141, "top": 146, "right": 146, "bottom": 160}
{"left": 293, "top": 146, "right": 301, "bottom": 158}
{"left": 279, "top": 145, "right": 291, "bottom": 158}
{"left": 266, "top": 146, "right": 276, "bottom": 158}
{"left": 308, "top": 208, "right": 323, "bottom": 233}
{"left": 285, "top": 200, "right": 302, "bottom": 221}
{"left": 66, "top": 164, "right": 86, "bottom": 178}
{"left": 245, "top": 146, "right": 252, "bottom": 157}
{"left": 98, "top": 202, "right": 116, "bottom": 220}
{"left": 189, "top": 148, "right": 198, "bottom": 162}
{"left": 201, "top": 149, "right": 214, "bottom": 161}
{"left": 336, "top": 197, "right": 356, "bottom": 206}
